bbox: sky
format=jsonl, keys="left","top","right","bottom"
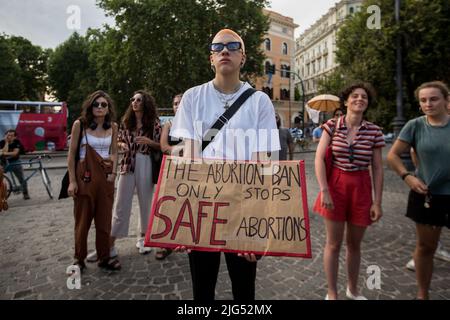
{"left": 0, "top": 0, "right": 338, "bottom": 49}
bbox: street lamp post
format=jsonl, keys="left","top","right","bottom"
{"left": 289, "top": 70, "right": 306, "bottom": 135}
{"left": 392, "top": 0, "right": 405, "bottom": 138}
{"left": 392, "top": 0, "right": 413, "bottom": 170}
{"left": 271, "top": 67, "right": 306, "bottom": 132}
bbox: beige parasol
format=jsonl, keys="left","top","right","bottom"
{"left": 306, "top": 94, "right": 340, "bottom": 112}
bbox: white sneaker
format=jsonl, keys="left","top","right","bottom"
{"left": 136, "top": 238, "right": 152, "bottom": 254}
{"left": 346, "top": 287, "right": 367, "bottom": 300}
{"left": 435, "top": 247, "right": 450, "bottom": 262}
{"left": 406, "top": 258, "right": 415, "bottom": 271}
{"left": 86, "top": 247, "right": 118, "bottom": 262}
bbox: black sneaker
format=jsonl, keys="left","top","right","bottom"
{"left": 23, "top": 194, "right": 30, "bottom": 200}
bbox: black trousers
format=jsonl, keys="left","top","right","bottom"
{"left": 188, "top": 251, "right": 257, "bottom": 301}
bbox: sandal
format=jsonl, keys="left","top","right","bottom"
{"left": 155, "top": 248, "right": 172, "bottom": 260}
{"left": 98, "top": 258, "right": 121, "bottom": 271}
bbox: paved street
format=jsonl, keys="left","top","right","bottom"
{"left": 1, "top": 146, "right": 449, "bottom": 300}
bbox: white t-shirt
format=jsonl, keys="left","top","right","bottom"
{"left": 170, "top": 81, "right": 280, "bottom": 160}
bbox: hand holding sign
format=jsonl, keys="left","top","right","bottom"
{"left": 145, "top": 156, "right": 312, "bottom": 258}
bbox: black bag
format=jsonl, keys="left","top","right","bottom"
{"left": 58, "top": 125, "right": 83, "bottom": 199}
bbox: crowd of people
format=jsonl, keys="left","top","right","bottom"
{"left": 65, "top": 28, "right": 448, "bottom": 301}
{"left": 2, "top": 28, "right": 445, "bottom": 301}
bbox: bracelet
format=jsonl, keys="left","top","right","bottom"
{"left": 401, "top": 172, "right": 413, "bottom": 180}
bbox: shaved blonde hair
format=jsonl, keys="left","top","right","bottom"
{"left": 212, "top": 29, "right": 245, "bottom": 54}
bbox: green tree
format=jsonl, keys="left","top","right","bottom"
{"left": 94, "top": 0, "right": 269, "bottom": 114}
{"left": 318, "top": 0, "right": 450, "bottom": 130}
{"left": 0, "top": 35, "right": 23, "bottom": 99}
{"left": 47, "top": 32, "right": 97, "bottom": 128}
{"left": 7, "top": 36, "right": 49, "bottom": 100}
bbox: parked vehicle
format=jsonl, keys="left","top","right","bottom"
{"left": 0, "top": 100, "right": 68, "bottom": 152}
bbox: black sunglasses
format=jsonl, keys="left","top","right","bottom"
{"left": 209, "top": 42, "right": 242, "bottom": 52}
{"left": 130, "top": 97, "right": 142, "bottom": 103}
{"left": 348, "top": 145, "right": 354, "bottom": 163}
{"left": 92, "top": 101, "right": 108, "bottom": 109}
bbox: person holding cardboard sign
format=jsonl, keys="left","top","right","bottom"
{"left": 170, "top": 29, "right": 280, "bottom": 301}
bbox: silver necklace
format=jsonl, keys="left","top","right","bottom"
{"left": 213, "top": 81, "right": 243, "bottom": 109}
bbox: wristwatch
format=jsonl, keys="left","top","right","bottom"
{"left": 401, "top": 172, "right": 413, "bottom": 180}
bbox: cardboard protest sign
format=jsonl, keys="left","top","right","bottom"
{"left": 145, "top": 156, "right": 311, "bottom": 258}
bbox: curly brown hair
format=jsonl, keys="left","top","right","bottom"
{"left": 121, "top": 90, "right": 158, "bottom": 138}
{"left": 340, "top": 82, "right": 376, "bottom": 109}
{"left": 79, "top": 90, "right": 116, "bottom": 128}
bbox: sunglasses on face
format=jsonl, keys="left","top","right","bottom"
{"left": 130, "top": 97, "right": 142, "bottom": 103}
{"left": 209, "top": 42, "right": 242, "bottom": 53}
{"left": 92, "top": 101, "right": 108, "bottom": 109}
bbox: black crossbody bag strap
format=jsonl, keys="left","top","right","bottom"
{"left": 202, "top": 88, "right": 256, "bottom": 152}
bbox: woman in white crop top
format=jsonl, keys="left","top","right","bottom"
{"left": 67, "top": 90, "right": 120, "bottom": 272}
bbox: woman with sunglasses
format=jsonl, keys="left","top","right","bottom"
{"left": 108, "top": 90, "right": 161, "bottom": 260}
{"left": 314, "top": 83, "right": 385, "bottom": 300}
{"left": 67, "top": 90, "right": 119, "bottom": 271}
{"left": 387, "top": 81, "right": 450, "bottom": 300}
{"left": 170, "top": 29, "right": 280, "bottom": 301}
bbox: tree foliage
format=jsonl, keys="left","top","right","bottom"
{"left": 93, "top": 0, "right": 269, "bottom": 114}
{"left": 47, "top": 32, "right": 97, "bottom": 127}
{"left": 0, "top": 34, "right": 48, "bottom": 100}
{"left": 45, "top": 0, "right": 269, "bottom": 123}
{"left": 0, "top": 35, "right": 23, "bottom": 99}
{"left": 8, "top": 36, "right": 49, "bottom": 100}
{"left": 318, "top": 0, "right": 450, "bottom": 130}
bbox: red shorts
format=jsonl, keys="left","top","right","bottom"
{"left": 314, "top": 167, "right": 373, "bottom": 227}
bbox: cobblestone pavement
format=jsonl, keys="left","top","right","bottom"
{"left": 1, "top": 146, "right": 449, "bottom": 300}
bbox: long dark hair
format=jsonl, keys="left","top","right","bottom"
{"left": 79, "top": 90, "right": 116, "bottom": 129}
{"left": 122, "top": 90, "right": 158, "bottom": 138}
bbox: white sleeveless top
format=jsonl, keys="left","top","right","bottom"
{"left": 79, "top": 133, "right": 112, "bottom": 159}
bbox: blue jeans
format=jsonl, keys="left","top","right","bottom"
{"left": 7, "top": 160, "right": 29, "bottom": 196}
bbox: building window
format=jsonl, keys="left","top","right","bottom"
{"left": 282, "top": 27, "right": 288, "bottom": 34}
{"left": 265, "top": 61, "right": 271, "bottom": 74}
{"left": 265, "top": 38, "right": 271, "bottom": 51}
{"left": 280, "top": 88, "right": 290, "bottom": 101}
{"left": 280, "top": 64, "right": 291, "bottom": 78}
{"left": 282, "top": 43, "right": 288, "bottom": 55}
{"left": 349, "top": 7, "right": 354, "bottom": 14}
{"left": 262, "top": 87, "right": 273, "bottom": 99}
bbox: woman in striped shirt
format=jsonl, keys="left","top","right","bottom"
{"left": 314, "top": 83, "right": 385, "bottom": 300}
